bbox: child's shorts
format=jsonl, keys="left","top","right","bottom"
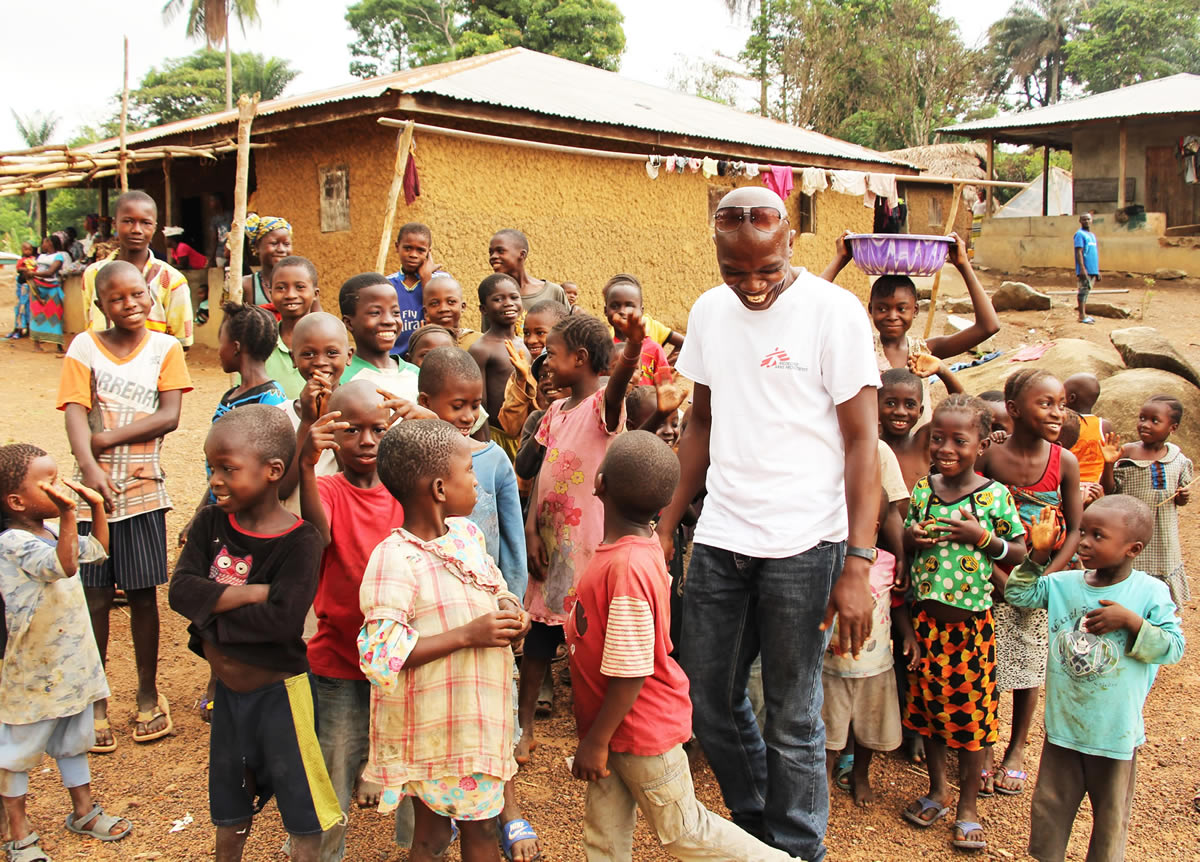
{"left": 0, "top": 706, "right": 93, "bottom": 795}
{"left": 386, "top": 774, "right": 505, "bottom": 821}
{"left": 209, "top": 674, "right": 341, "bottom": 835}
{"left": 822, "top": 670, "right": 901, "bottom": 752}
{"left": 79, "top": 510, "right": 168, "bottom": 591}
{"left": 523, "top": 619, "right": 564, "bottom": 660}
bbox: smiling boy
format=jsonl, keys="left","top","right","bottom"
{"left": 469, "top": 273, "right": 531, "bottom": 461}
{"left": 338, "top": 273, "right": 419, "bottom": 403}
{"left": 488, "top": 229, "right": 567, "bottom": 313}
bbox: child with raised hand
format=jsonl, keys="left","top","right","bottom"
{"left": 0, "top": 445, "right": 133, "bottom": 860}
{"left": 266, "top": 255, "right": 320, "bottom": 399}
{"left": 978, "top": 369, "right": 1082, "bottom": 797}
{"left": 470, "top": 274, "right": 532, "bottom": 460}
{"left": 602, "top": 275, "right": 669, "bottom": 386}
{"left": 422, "top": 274, "right": 480, "bottom": 349}
{"left": 824, "top": 231, "right": 997, "bottom": 425}
{"left": 359, "top": 419, "right": 528, "bottom": 862}
{"left": 901, "top": 395, "right": 1026, "bottom": 853}
{"left": 1105, "top": 394, "right": 1193, "bottom": 608}
{"left": 169, "top": 406, "right": 338, "bottom": 862}
{"left": 498, "top": 300, "right": 569, "bottom": 447}
{"left": 339, "top": 272, "right": 419, "bottom": 402}
{"left": 58, "top": 260, "right": 192, "bottom": 753}
{"left": 1007, "top": 497, "right": 1183, "bottom": 862}
{"left": 517, "top": 312, "right": 638, "bottom": 764}
{"left": 567, "top": 431, "right": 793, "bottom": 861}
{"left": 296, "top": 379, "right": 408, "bottom": 860}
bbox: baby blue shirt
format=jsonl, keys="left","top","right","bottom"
{"left": 1073, "top": 229, "right": 1099, "bottom": 275}
{"left": 1006, "top": 561, "right": 1184, "bottom": 759}
{"left": 468, "top": 441, "right": 527, "bottom": 598}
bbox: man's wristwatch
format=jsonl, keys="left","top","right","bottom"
{"left": 845, "top": 545, "right": 878, "bottom": 564}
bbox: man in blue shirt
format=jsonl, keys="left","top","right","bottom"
{"left": 1073, "top": 213, "right": 1100, "bottom": 324}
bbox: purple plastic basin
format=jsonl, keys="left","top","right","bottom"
{"left": 845, "top": 233, "right": 954, "bottom": 277}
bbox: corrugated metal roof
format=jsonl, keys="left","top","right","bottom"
{"left": 941, "top": 73, "right": 1200, "bottom": 135}
{"left": 80, "top": 47, "right": 905, "bottom": 167}
{"left": 409, "top": 48, "right": 903, "bottom": 165}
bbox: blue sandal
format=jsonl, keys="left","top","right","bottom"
{"left": 833, "top": 753, "right": 854, "bottom": 793}
{"left": 902, "top": 795, "right": 951, "bottom": 828}
{"left": 952, "top": 820, "right": 987, "bottom": 851}
{"left": 501, "top": 818, "right": 541, "bottom": 861}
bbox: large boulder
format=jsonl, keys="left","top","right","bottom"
{"left": 1087, "top": 301, "right": 1131, "bottom": 319}
{"left": 1095, "top": 368, "right": 1200, "bottom": 456}
{"left": 1155, "top": 268, "right": 1187, "bottom": 280}
{"left": 991, "top": 281, "right": 1052, "bottom": 312}
{"left": 953, "top": 338, "right": 1124, "bottom": 398}
{"left": 1109, "top": 327, "right": 1200, "bottom": 388}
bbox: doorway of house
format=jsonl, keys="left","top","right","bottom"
{"left": 1146, "top": 146, "right": 1200, "bottom": 227}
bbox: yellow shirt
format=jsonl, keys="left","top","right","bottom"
{"left": 81, "top": 251, "right": 194, "bottom": 347}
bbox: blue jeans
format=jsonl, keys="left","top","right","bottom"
{"left": 313, "top": 676, "right": 370, "bottom": 862}
{"left": 680, "top": 541, "right": 843, "bottom": 862}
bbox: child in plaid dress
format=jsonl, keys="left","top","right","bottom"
{"left": 359, "top": 420, "right": 528, "bottom": 861}
{"left": 1107, "top": 394, "right": 1194, "bottom": 608}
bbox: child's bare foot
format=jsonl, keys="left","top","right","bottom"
{"left": 851, "top": 776, "right": 875, "bottom": 808}
{"left": 354, "top": 777, "right": 382, "bottom": 808}
{"left": 514, "top": 730, "right": 538, "bottom": 766}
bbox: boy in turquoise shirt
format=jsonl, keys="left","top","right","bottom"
{"left": 1073, "top": 213, "right": 1100, "bottom": 324}
{"left": 1007, "top": 495, "right": 1183, "bottom": 862}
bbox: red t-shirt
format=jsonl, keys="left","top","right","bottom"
{"left": 306, "top": 474, "right": 405, "bottom": 679}
{"left": 565, "top": 535, "right": 692, "bottom": 756}
{"left": 614, "top": 336, "right": 668, "bottom": 386}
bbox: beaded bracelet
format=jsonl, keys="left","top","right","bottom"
{"left": 975, "top": 529, "right": 993, "bottom": 549}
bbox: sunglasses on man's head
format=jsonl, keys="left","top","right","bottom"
{"left": 713, "top": 206, "right": 789, "bottom": 233}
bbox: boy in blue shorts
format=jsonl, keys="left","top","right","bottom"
{"left": 58, "top": 260, "right": 192, "bottom": 752}
{"left": 169, "top": 405, "right": 339, "bottom": 861}
{"left": 1007, "top": 495, "right": 1183, "bottom": 861}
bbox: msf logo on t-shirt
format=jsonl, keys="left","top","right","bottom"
{"left": 760, "top": 347, "right": 806, "bottom": 372}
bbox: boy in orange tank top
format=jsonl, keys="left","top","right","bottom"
{"left": 1064, "top": 373, "right": 1114, "bottom": 501}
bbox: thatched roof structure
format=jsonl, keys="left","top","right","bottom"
{"left": 883, "top": 142, "right": 987, "bottom": 180}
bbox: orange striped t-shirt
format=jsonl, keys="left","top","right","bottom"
{"left": 57, "top": 331, "right": 192, "bottom": 521}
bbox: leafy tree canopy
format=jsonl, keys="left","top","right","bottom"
{"left": 1066, "top": 0, "right": 1200, "bottom": 93}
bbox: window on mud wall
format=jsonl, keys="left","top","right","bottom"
{"left": 929, "top": 195, "right": 944, "bottom": 228}
{"left": 319, "top": 165, "right": 350, "bottom": 232}
{"left": 793, "top": 192, "right": 814, "bottom": 234}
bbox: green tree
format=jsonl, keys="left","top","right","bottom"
{"left": 11, "top": 111, "right": 61, "bottom": 227}
{"left": 127, "top": 50, "right": 298, "bottom": 127}
{"left": 723, "top": 0, "right": 770, "bottom": 116}
{"left": 344, "top": 0, "right": 625, "bottom": 78}
{"left": 1066, "top": 0, "right": 1200, "bottom": 93}
{"left": 161, "top": 0, "right": 269, "bottom": 110}
{"left": 982, "top": 0, "right": 1080, "bottom": 109}
{"left": 0, "top": 196, "right": 37, "bottom": 253}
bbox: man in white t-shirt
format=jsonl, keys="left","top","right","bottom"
{"left": 656, "top": 186, "right": 880, "bottom": 862}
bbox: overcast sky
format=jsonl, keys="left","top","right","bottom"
{"left": 1, "top": 0, "right": 1005, "bottom": 151}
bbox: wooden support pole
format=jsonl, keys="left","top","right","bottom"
{"left": 923, "top": 182, "right": 964, "bottom": 340}
{"left": 1042, "top": 145, "right": 1050, "bottom": 217}
{"left": 1117, "top": 120, "right": 1128, "bottom": 210}
{"left": 38, "top": 190, "right": 47, "bottom": 237}
{"left": 162, "top": 155, "right": 173, "bottom": 236}
{"left": 99, "top": 177, "right": 109, "bottom": 219}
{"left": 119, "top": 36, "right": 129, "bottom": 193}
{"left": 375, "top": 120, "right": 416, "bottom": 274}
{"left": 226, "top": 93, "right": 260, "bottom": 306}
{"left": 984, "top": 135, "right": 994, "bottom": 214}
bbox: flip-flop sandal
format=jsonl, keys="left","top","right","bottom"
{"left": 64, "top": 804, "right": 132, "bottom": 841}
{"left": 833, "top": 753, "right": 854, "bottom": 793}
{"left": 951, "top": 820, "right": 987, "bottom": 851}
{"left": 1081, "top": 317, "right": 1096, "bottom": 325}
{"left": 90, "top": 717, "right": 117, "bottom": 754}
{"left": 500, "top": 818, "right": 542, "bottom": 861}
{"left": 2, "top": 831, "right": 51, "bottom": 861}
{"left": 995, "top": 768, "right": 1027, "bottom": 796}
{"left": 198, "top": 698, "right": 213, "bottom": 724}
{"left": 978, "top": 768, "right": 995, "bottom": 798}
{"left": 132, "top": 694, "right": 173, "bottom": 743}
{"left": 902, "top": 795, "right": 951, "bottom": 828}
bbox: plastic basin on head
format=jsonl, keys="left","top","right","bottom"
{"left": 845, "top": 233, "right": 954, "bottom": 277}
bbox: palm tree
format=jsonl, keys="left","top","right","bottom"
{"left": 162, "top": 0, "right": 264, "bottom": 111}
{"left": 234, "top": 53, "right": 299, "bottom": 101}
{"left": 984, "top": 0, "right": 1080, "bottom": 108}
{"left": 12, "top": 110, "right": 60, "bottom": 224}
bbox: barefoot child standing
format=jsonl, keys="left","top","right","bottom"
{"left": 470, "top": 274, "right": 531, "bottom": 460}
{"left": 1007, "top": 497, "right": 1183, "bottom": 861}
{"left": 0, "top": 445, "right": 133, "bottom": 861}
{"left": 359, "top": 419, "right": 528, "bottom": 862}
{"left": 169, "top": 406, "right": 339, "bottom": 862}
{"left": 58, "top": 261, "right": 193, "bottom": 753}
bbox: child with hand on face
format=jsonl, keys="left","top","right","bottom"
{"left": 422, "top": 274, "right": 480, "bottom": 349}
{"left": 566, "top": 431, "right": 794, "bottom": 861}
{"left": 385, "top": 223, "right": 444, "bottom": 357}
{"left": 1007, "top": 497, "right": 1183, "bottom": 862}
{"left": 470, "top": 274, "right": 531, "bottom": 460}
{"left": 902, "top": 395, "right": 1027, "bottom": 854}
{"left": 169, "top": 407, "right": 339, "bottom": 862}
{"left": 338, "top": 273, "right": 419, "bottom": 403}
{"left": 0, "top": 446, "right": 132, "bottom": 861}
{"left": 1104, "top": 394, "right": 1194, "bottom": 609}
{"left": 266, "top": 256, "right": 320, "bottom": 399}
{"left": 824, "top": 231, "right": 996, "bottom": 426}
{"left": 358, "top": 420, "right": 529, "bottom": 862}
{"left": 602, "top": 275, "right": 669, "bottom": 387}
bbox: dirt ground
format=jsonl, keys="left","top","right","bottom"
{"left": 2, "top": 266, "right": 1200, "bottom": 861}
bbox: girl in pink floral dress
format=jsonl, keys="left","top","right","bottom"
{"left": 515, "top": 312, "right": 642, "bottom": 762}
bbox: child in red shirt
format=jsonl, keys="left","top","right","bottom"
{"left": 565, "top": 431, "right": 793, "bottom": 861}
